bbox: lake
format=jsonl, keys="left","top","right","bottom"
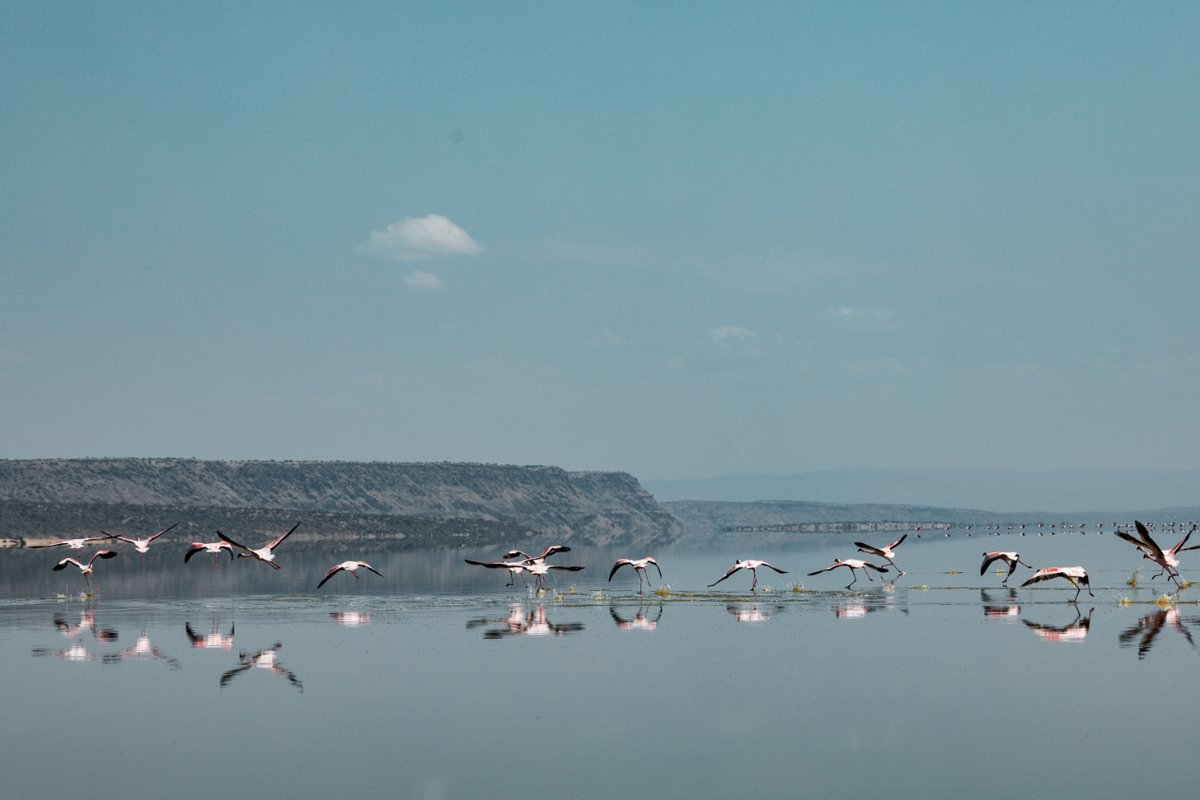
{"left": 3, "top": 528, "right": 1199, "bottom": 798}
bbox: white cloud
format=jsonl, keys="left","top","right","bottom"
{"left": 403, "top": 270, "right": 445, "bottom": 290}
{"left": 710, "top": 325, "right": 754, "bottom": 343}
{"left": 363, "top": 214, "right": 484, "bottom": 261}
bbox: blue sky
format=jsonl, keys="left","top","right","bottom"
{"left": 2, "top": 2, "right": 1198, "bottom": 480}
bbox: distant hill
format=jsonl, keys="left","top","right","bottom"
{"left": 0, "top": 459, "right": 684, "bottom": 550}
{"left": 664, "top": 499, "right": 1200, "bottom": 547}
{"left": 644, "top": 468, "right": 1200, "bottom": 512}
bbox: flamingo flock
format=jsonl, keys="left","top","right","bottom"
{"left": 26, "top": 517, "right": 1200, "bottom": 606}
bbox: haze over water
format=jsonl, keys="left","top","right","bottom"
{"left": 5, "top": 533, "right": 1200, "bottom": 799}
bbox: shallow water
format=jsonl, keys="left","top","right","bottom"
{"left": 3, "top": 532, "right": 1200, "bottom": 798}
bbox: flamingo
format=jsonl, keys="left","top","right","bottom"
{"left": 464, "top": 558, "right": 531, "bottom": 587}
{"left": 29, "top": 534, "right": 115, "bottom": 550}
{"left": 502, "top": 545, "right": 571, "bottom": 562}
{"left": 980, "top": 551, "right": 1033, "bottom": 586}
{"left": 184, "top": 540, "right": 234, "bottom": 565}
{"left": 709, "top": 559, "right": 789, "bottom": 591}
{"left": 317, "top": 560, "right": 383, "bottom": 589}
{"left": 108, "top": 522, "right": 178, "bottom": 555}
{"left": 522, "top": 559, "right": 584, "bottom": 589}
{"left": 1114, "top": 520, "right": 1191, "bottom": 587}
{"left": 807, "top": 558, "right": 887, "bottom": 589}
{"left": 217, "top": 522, "right": 300, "bottom": 570}
{"left": 1020, "top": 566, "right": 1093, "bottom": 602}
{"left": 52, "top": 550, "right": 118, "bottom": 586}
{"left": 608, "top": 557, "right": 662, "bottom": 593}
{"left": 854, "top": 534, "right": 907, "bottom": 575}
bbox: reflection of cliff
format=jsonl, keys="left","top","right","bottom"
{"left": 0, "top": 459, "right": 684, "bottom": 549}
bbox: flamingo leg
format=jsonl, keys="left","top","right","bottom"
{"left": 846, "top": 570, "right": 858, "bottom": 589}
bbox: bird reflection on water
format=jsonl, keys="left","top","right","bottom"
{"left": 220, "top": 642, "right": 303, "bottom": 692}
{"left": 610, "top": 604, "right": 662, "bottom": 631}
{"left": 1023, "top": 606, "right": 1094, "bottom": 642}
{"left": 185, "top": 620, "right": 235, "bottom": 650}
{"left": 981, "top": 588, "right": 1021, "bottom": 619}
{"left": 466, "top": 603, "right": 584, "bottom": 639}
{"left": 1118, "top": 608, "right": 1199, "bottom": 660}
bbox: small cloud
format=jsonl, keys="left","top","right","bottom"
{"left": 363, "top": 214, "right": 484, "bottom": 262}
{"left": 710, "top": 325, "right": 754, "bottom": 343}
{"left": 403, "top": 270, "right": 445, "bottom": 290}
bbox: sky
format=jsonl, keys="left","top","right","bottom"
{"left": 2, "top": 2, "right": 1198, "bottom": 481}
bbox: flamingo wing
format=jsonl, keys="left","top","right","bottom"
{"left": 317, "top": 565, "right": 345, "bottom": 589}
{"left": 709, "top": 563, "right": 743, "bottom": 586}
{"left": 608, "top": 560, "right": 632, "bottom": 581}
{"left": 268, "top": 522, "right": 302, "bottom": 551}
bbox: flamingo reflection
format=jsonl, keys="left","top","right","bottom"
{"left": 55, "top": 610, "right": 118, "bottom": 642}
{"left": 220, "top": 642, "right": 302, "bottom": 691}
{"left": 981, "top": 589, "right": 1020, "bottom": 619}
{"left": 726, "top": 603, "right": 781, "bottom": 623}
{"left": 32, "top": 641, "right": 120, "bottom": 664}
{"left": 186, "top": 620, "right": 235, "bottom": 650}
{"left": 120, "top": 630, "right": 180, "bottom": 668}
{"left": 330, "top": 612, "right": 372, "bottom": 627}
{"left": 468, "top": 604, "right": 584, "bottom": 639}
{"left": 610, "top": 605, "right": 662, "bottom": 631}
{"left": 1119, "top": 608, "right": 1198, "bottom": 659}
{"left": 1023, "top": 607, "right": 1094, "bottom": 642}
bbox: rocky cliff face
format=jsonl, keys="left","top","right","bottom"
{"left": 0, "top": 459, "right": 684, "bottom": 549}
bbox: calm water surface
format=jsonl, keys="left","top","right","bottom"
{"left": 3, "top": 534, "right": 1199, "bottom": 799}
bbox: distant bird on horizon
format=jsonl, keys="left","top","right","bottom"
{"left": 980, "top": 551, "right": 1033, "bottom": 587}
{"left": 217, "top": 522, "right": 300, "bottom": 570}
{"left": 1020, "top": 566, "right": 1093, "bottom": 602}
{"left": 608, "top": 557, "right": 662, "bottom": 593}
{"left": 317, "top": 560, "right": 383, "bottom": 590}
{"left": 854, "top": 534, "right": 907, "bottom": 575}
{"left": 807, "top": 558, "right": 887, "bottom": 590}
{"left": 108, "top": 522, "right": 178, "bottom": 556}
{"left": 709, "top": 559, "right": 788, "bottom": 592}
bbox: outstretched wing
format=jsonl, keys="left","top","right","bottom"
{"left": 981, "top": 553, "right": 1003, "bottom": 575}
{"left": 807, "top": 563, "right": 843, "bottom": 576}
{"left": 147, "top": 522, "right": 179, "bottom": 543}
{"left": 268, "top": 522, "right": 302, "bottom": 551}
{"left": 608, "top": 560, "right": 632, "bottom": 581}
{"left": 709, "top": 563, "right": 743, "bottom": 587}
{"left": 760, "top": 561, "right": 788, "bottom": 574}
{"left": 216, "top": 531, "right": 252, "bottom": 553}
{"left": 862, "top": 562, "right": 889, "bottom": 574}
{"left": 317, "top": 565, "right": 344, "bottom": 589}
{"left": 854, "top": 542, "right": 885, "bottom": 557}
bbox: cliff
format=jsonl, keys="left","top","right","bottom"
{"left": 0, "top": 459, "right": 685, "bottom": 550}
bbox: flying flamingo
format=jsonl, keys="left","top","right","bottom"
{"left": 854, "top": 534, "right": 907, "bottom": 575}
{"left": 217, "top": 522, "right": 300, "bottom": 570}
{"left": 608, "top": 557, "right": 662, "bottom": 593}
{"left": 522, "top": 559, "right": 584, "bottom": 589}
{"left": 29, "top": 534, "right": 115, "bottom": 550}
{"left": 980, "top": 551, "right": 1033, "bottom": 587}
{"left": 464, "top": 558, "right": 531, "bottom": 587}
{"left": 502, "top": 545, "right": 571, "bottom": 563}
{"left": 709, "top": 559, "right": 789, "bottom": 592}
{"left": 1020, "top": 566, "right": 1094, "bottom": 602}
{"left": 317, "top": 560, "right": 383, "bottom": 589}
{"left": 52, "top": 550, "right": 118, "bottom": 587}
{"left": 107, "top": 522, "right": 178, "bottom": 555}
{"left": 1114, "top": 521, "right": 1191, "bottom": 587}
{"left": 807, "top": 559, "right": 888, "bottom": 589}
{"left": 184, "top": 540, "right": 234, "bottom": 565}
